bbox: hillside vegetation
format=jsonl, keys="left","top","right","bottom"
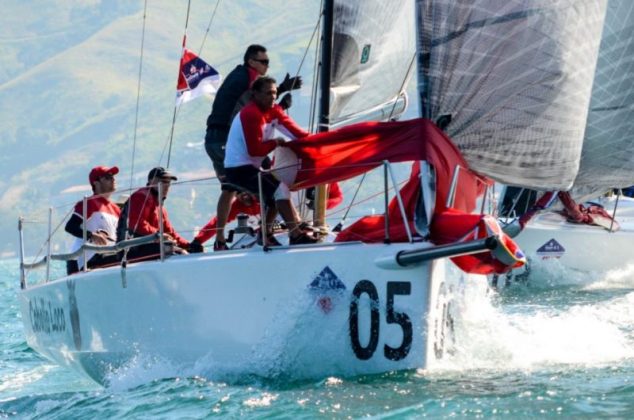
{"left": 0, "top": 0, "right": 322, "bottom": 256}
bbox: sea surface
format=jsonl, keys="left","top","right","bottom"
{"left": 2, "top": 258, "right": 634, "bottom": 419}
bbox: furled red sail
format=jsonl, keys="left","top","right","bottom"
{"left": 284, "top": 117, "right": 523, "bottom": 274}
{"left": 286, "top": 118, "right": 481, "bottom": 215}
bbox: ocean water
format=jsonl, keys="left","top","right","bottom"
{"left": 2, "top": 258, "right": 634, "bottom": 418}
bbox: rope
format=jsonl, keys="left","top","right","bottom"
{"left": 388, "top": 52, "right": 416, "bottom": 120}
{"left": 331, "top": 173, "right": 366, "bottom": 231}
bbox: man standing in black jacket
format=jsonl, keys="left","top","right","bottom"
{"left": 204, "top": 44, "right": 301, "bottom": 250}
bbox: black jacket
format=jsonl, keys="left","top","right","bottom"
{"left": 206, "top": 64, "right": 250, "bottom": 129}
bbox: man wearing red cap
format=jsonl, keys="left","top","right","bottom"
{"left": 65, "top": 165, "right": 121, "bottom": 273}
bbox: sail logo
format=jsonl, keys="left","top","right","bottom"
{"left": 536, "top": 238, "right": 565, "bottom": 259}
{"left": 309, "top": 266, "right": 346, "bottom": 314}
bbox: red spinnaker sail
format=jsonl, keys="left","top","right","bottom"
{"left": 287, "top": 118, "right": 479, "bottom": 214}
{"left": 288, "top": 117, "right": 522, "bottom": 274}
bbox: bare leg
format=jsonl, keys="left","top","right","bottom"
{"left": 216, "top": 190, "right": 236, "bottom": 243}
{"left": 276, "top": 199, "right": 301, "bottom": 238}
{"left": 264, "top": 205, "right": 278, "bottom": 236}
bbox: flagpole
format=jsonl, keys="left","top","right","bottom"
{"left": 166, "top": 0, "right": 192, "bottom": 169}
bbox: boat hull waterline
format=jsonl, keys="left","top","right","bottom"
{"left": 20, "top": 242, "right": 479, "bottom": 384}
{"left": 514, "top": 196, "right": 634, "bottom": 274}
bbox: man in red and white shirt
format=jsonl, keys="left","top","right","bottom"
{"left": 65, "top": 165, "right": 121, "bottom": 272}
{"left": 124, "top": 167, "right": 191, "bottom": 261}
{"left": 224, "top": 76, "right": 316, "bottom": 245}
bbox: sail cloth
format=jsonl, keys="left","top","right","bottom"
{"left": 415, "top": 0, "right": 607, "bottom": 190}
{"left": 282, "top": 118, "right": 482, "bottom": 215}
{"left": 570, "top": 0, "right": 634, "bottom": 201}
{"left": 329, "top": 0, "right": 415, "bottom": 127}
{"left": 430, "top": 209, "right": 526, "bottom": 274}
{"left": 282, "top": 118, "right": 525, "bottom": 274}
{"left": 176, "top": 49, "right": 221, "bottom": 105}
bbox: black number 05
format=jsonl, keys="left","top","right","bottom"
{"left": 349, "top": 280, "right": 413, "bottom": 361}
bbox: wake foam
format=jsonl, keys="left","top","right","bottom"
{"left": 427, "top": 270, "right": 634, "bottom": 373}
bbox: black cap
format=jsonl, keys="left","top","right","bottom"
{"left": 147, "top": 166, "right": 177, "bottom": 182}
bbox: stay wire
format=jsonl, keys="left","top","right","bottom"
{"left": 308, "top": 1, "right": 324, "bottom": 134}
{"left": 166, "top": 0, "right": 193, "bottom": 168}
{"left": 134, "top": 0, "right": 196, "bottom": 238}
{"left": 295, "top": 6, "right": 323, "bottom": 217}
{"left": 198, "top": 0, "right": 222, "bottom": 55}
{"left": 388, "top": 52, "right": 416, "bottom": 120}
{"left": 129, "top": 0, "right": 149, "bottom": 192}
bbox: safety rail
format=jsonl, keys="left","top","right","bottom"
{"left": 18, "top": 178, "right": 175, "bottom": 290}
{"left": 256, "top": 160, "right": 413, "bottom": 247}
{"left": 20, "top": 233, "right": 161, "bottom": 270}
{"left": 17, "top": 160, "right": 442, "bottom": 288}
{"left": 446, "top": 164, "right": 494, "bottom": 214}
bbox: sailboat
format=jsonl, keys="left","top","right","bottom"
{"left": 500, "top": 0, "right": 634, "bottom": 277}
{"left": 17, "top": 0, "right": 605, "bottom": 385}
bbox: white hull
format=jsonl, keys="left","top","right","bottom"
{"left": 513, "top": 196, "right": 634, "bottom": 274}
{"left": 20, "top": 242, "right": 480, "bottom": 384}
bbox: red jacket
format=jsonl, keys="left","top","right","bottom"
{"left": 127, "top": 187, "right": 189, "bottom": 247}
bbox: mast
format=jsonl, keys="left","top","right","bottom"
{"left": 313, "top": 0, "right": 334, "bottom": 231}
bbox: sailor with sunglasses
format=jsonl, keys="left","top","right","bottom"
{"left": 199, "top": 44, "right": 303, "bottom": 251}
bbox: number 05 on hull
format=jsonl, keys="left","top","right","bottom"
{"left": 19, "top": 241, "right": 478, "bottom": 384}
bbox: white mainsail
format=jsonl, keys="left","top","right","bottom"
{"left": 415, "top": 0, "right": 607, "bottom": 190}
{"left": 571, "top": 0, "right": 634, "bottom": 201}
{"left": 329, "top": 0, "right": 415, "bottom": 126}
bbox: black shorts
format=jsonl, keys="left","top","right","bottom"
{"left": 205, "top": 126, "right": 271, "bottom": 192}
{"left": 225, "top": 165, "right": 279, "bottom": 207}
{"left": 205, "top": 126, "right": 230, "bottom": 182}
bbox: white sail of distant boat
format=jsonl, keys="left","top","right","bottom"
{"left": 17, "top": 0, "right": 607, "bottom": 385}
{"left": 570, "top": 0, "right": 634, "bottom": 201}
{"left": 416, "top": 0, "right": 605, "bottom": 190}
{"left": 498, "top": 0, "right": 634, "bottom": 277}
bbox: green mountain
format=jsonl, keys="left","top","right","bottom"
{"left": 0, "top": 0, "right": 323, "bottom": 257}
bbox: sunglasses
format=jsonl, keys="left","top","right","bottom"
{"left": 251, "top": 58, "right": 269, "bottom": 66}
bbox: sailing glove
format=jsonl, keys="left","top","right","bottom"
{"left": 188, "top": 239, "right": 204, "bottom": 253}
{"left": 278, "top": 93, "right": 293, "bottom": 110}
{"left": 278, "top": 73, "right": 302, "bottom": 94}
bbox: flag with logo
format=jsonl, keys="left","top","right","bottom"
{"left": 176, "top": 48, "right": 221, "bottom": 105}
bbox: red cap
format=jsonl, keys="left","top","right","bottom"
{"left": 89, "top": 166, "right": 119, "bottom": 185}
